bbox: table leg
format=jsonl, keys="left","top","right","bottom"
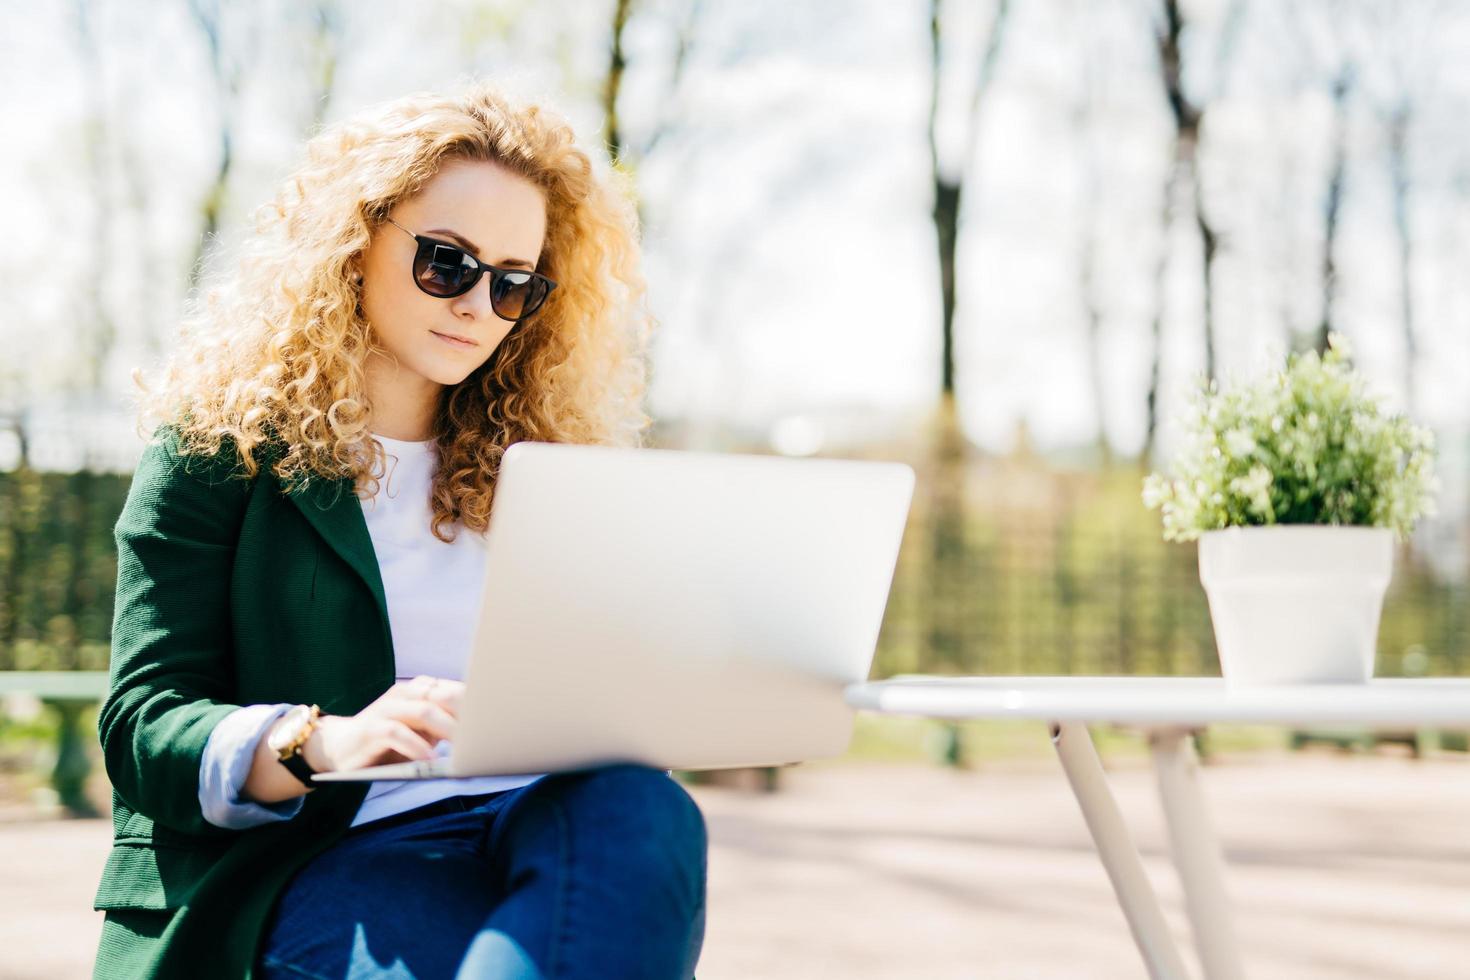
{"left": 1150, "top": 729, "right": 1245, "bottom": 980}
{"left": 45, "top": 697, "right": 100, "bottom": 818}
{"left": 1051, "top": 722, "right": 1192, "bottom": 980}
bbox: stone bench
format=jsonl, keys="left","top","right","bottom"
{"left": 0, "top": 671, "right": 109, "bottom": 816}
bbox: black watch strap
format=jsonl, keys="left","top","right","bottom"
{"left": 279, "top": 751, "right": 318, "bottom": 788}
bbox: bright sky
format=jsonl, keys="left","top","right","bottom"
{"left": 1, "top": 0, "right": 1468, "bottom": 487}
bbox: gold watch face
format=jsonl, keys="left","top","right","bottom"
{"left": 268, "top": 704, "right": 313, "bottom": 756}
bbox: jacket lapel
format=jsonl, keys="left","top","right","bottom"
{"left": 280, "top": 471, "right": 392, "bottom": 643}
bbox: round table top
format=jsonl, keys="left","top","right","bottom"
{"left": 843, "top": 675, "right": 1470, "bottom": 728}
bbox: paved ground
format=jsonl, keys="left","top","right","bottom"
{"left": 2, "top": 748, "right": 1467, "bottom": 979}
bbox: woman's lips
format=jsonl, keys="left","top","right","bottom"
{"left": 431, "top": 330, "right": 478, "bottom": 349}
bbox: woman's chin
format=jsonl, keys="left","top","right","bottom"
{"left": 415, "top": 354, "right": 487, "bottom": 387}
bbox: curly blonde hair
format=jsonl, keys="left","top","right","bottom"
{"left": 133, "top": 78, "right": 654, "bottom": 541}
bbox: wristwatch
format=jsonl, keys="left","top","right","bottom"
{"left": 268, "top": 704, "right": 323, "bottom": 788}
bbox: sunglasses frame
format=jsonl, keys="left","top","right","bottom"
{"left": 383, "top": 216, "right": 557, "bottom": 321}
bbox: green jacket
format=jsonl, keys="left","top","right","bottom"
{"left": 93, "top": 425, "right": 398, "bottom": 978}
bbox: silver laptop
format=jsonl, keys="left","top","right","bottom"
{"left": 313, "top": 440, "right": 914, "bottom": 782}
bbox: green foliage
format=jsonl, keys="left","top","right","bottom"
{"left": 1143, "top": 333, "right": 1439, "bottom": 542}
{"left": 1, "top": 448, "right": 1465, "bottom": 682}
{"left": 0, "top": 469, "right": 128, "bottom": 671}
{"left": 872, "top": 451, "right": 1466, "bottom": 681}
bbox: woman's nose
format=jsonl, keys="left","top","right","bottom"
{"left": 451, "top": 276, "right": 499, "bottom": 322}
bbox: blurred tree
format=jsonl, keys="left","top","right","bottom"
{"left": 1314, "top": 64, "right": 1353, "bottom": 355}
{"left": 922, "top": 0, "right": 1012, "bottom": 765}
{"left": 0, "top": 266, "right": 31, "bottom": 468}
{"left": 602, "top": 0, "right": 634, "bottom": 163}
{"left": 1070, "top": 0, "right": 1112, "bottom": 466}
{"left": 70, "top": 0, "right": 116, "bottom": 395}
{"left": 1280, "top": 0, "right": 1371, "bottom": 357}
{"left": 183, "top": 0, "right": 260, "bottom": 293}
{"left": 303, "top": 0, "right": 347, "bottom": 132}
{"left": 1141, "top": 0, "right": 1243, "bottom": 463}
{"left": 601, "top": 0, "right": 704, "bottom": 239}
{"left": 1385, "top": 97, "right": 1416, "bottom": 405}
{"left": 115, "top": 31, "right": 167, "bottom": 364}
{"left": 929, "top": 0, "right": 1009, "bottom": 404}
{"left": 1354, "top": 1, "right": 1446, "bottom": 412}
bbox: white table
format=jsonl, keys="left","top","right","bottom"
{"left": 844, "top": 676, "right": 1470, "bottom": 980}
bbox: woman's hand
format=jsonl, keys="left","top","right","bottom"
{"left": 302, "top": 675, "right": 465, "bottom": 773}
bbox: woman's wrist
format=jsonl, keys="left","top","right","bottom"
{"left": 300, "top": 713, "right": 338, "bottom": 774}
{"left": 246, "top": 711, "right": 323, "bottom": 804}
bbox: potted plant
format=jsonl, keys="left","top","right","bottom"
{"left": 1143, "top": 333, "right": 1438, "bottom": 686}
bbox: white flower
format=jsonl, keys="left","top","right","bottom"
{"left": 1231, "top": 465, "right": 1274, "bottom": 519}
{"left": 1141, "top": 475, "right": 1167, "bottom": 510}
{"left": 1326, "top": 330, "right": 1353, "bottom": 360}
{"left": 1223, "top": 429, "right": 1256, "bottom": 459}
{"left": 1142, "top": 336, "right": 1437, "bottom": 541}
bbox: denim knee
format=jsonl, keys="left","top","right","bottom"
{"left": 589, "top": 764, "right": 703, "bottom": 829}
{"left": 553, "top": 764, "right": 707, "bottom": 875}
{"left": 483, "top": 765, "right": 708, "bottom": 977}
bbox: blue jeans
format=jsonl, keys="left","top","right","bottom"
{"left": 256, "top": 764, "right": 707, "bottom": 980}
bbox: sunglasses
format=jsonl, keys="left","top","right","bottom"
{"left": 384, "top": 217, "right": 557, "bottom": 321}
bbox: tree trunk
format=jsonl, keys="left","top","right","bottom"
{"left": 933, "top": 179, "right": 961, "bottom": 396}
{"left": 185, "top": 0, "right": 245, "bottom": 293}
{"left": 1313, "top": 68, "right": 1354, "bottom": 355}
{"left": 1387, "top": 101, "right": 1417, "bottom": 408}
{"left": 1143, "top": 151, "right": 1188, "bottom": 464}
{"left": 922, "top": 0, "right": 1011, "bottom": 767}
{"left": 305, "top": 1, "right": 343, "bottom": 132}
{"left": 73, "top": 0, "right": 116, "bottom": 395}
{"left": 1074, "top": 21, "right": 1111, "bottom": 465}
{"left": 1145, "top": 0, "right": 1219, "bottom": 462}
{"left": 602, "top": 0, "right": 634, "bottom": 166}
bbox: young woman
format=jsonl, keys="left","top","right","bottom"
{"left": 91, "top": 80, "right": 707, "bottom": 980}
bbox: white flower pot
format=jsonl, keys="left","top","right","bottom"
{"left": 1197, "top": 526, "right": 1394, "bottom": 686}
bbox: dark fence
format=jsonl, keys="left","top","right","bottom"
{"left": 872, "top": 455, "right": 1469, "bottom": 680}
{"left": 0, "top": 469, "right": 124, "bottom": 672}
{"left": 1, "top": 459, "right": 1466, "bottom": 677}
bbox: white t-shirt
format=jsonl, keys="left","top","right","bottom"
{"left": 197, "top": 433, "right": 543, "bottom": 831}
{"left": 349, "top": 433, "right": 544, "bottom": 826}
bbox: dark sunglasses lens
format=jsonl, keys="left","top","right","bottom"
{"left": 489, "top": 271, "right": 548, "bottom": 320}
{"left": 413, "top": 242, "right": 477, "bottom": 297}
